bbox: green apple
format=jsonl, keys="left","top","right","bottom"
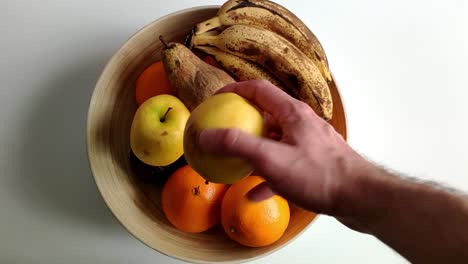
{"left": 183, "top": 92, "right": 266, "bottom": 184}
{"left": 130, "top": 94, "right": 190, "bottom": 166}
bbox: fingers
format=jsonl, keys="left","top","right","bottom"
{"left": 199, "top": 128, "right": 313, "bottom": 206}
{"left": 336, "top": 217, "right": 370, "bottom": 234}
{"left": 247, "top": 181, "right": 275, "bottom": 201}
{"left": 199, "top": 128, "right": 295, "bottom": 173}
{"left": 216, "top": 80, "right": 319, "bottom": 124}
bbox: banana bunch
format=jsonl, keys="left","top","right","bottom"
{"left": 189, "top": 0, "right": 334, "bottom": 120}
{"left": 195, "top": 46, "right": 287, "bottom": 92}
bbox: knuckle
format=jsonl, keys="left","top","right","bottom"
{"left": 280, "top": 101, "right": 312, "bottom": 124}
{"left": 321, "top": 122, "right": 336, "bottom": 137}
{"left": 252, "top": 141, "right": 268, "bottom": 161}
{"left": 296, "top": 101, "right": 314, "bottom": 115}
{"left": 254, "top": 79, "right": 272, "bottom": 88}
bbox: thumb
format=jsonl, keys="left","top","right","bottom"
{"left": 198, "top": 128, "right": 291, "bottom": 169}
{"left": 199, "top": 128, "right": 302, "bottom": 206}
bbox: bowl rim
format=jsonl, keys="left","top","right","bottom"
{"left": 86, "top": 5, "right": 345, "bottom": 264}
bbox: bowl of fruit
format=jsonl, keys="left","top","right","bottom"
{"left": 87, "top": 1, "right": 347, "bottom": 263}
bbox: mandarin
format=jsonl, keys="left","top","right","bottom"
{"left": 162, "top": 165, "right": 228, "bottom": 233}
{"left": 135, "top": 61, "right": 174, "bottom": 105}
{"left": 221, "top": 176, "right": 290, "bottom": 247}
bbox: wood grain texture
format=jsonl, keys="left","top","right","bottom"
{"left": 86, "top": 6, "right": 347, "bottom": 263}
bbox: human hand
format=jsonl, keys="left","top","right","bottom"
{"left": 201, "top": 80, "right": 468, "bottom": 262}
{"left": 199, "top": 80, "right": 369, "bottom": 217}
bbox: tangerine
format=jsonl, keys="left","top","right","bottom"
{"left": 221, "top": 176, "right": 290, "bottom": 247}
{"left": 135, "top": 61, "right": 174, "bottom": 105}
{"left": 162, "top": 165, "right": 228, "bottom": 233}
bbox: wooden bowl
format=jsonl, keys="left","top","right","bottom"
{"left": 86, "top": 5, "right": 347, "bottom": 264}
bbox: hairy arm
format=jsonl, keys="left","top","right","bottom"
{"left": 199, "top": 80, "right": 468, "bottom": 263}
{"left": 348, "top": 165, "right": 468, "bottom": 263}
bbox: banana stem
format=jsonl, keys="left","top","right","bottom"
{"left": 192, "top": 35, "right": 218, "bottom": 47}
{"left": 195, "top": 16, "right": 223, "bottom": 35}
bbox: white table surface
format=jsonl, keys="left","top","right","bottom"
{"left": 1, "top": 0, "right": 467, "bottom": 263}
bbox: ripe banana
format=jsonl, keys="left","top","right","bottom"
{"left": 192, "top": 24, "right": 333, "bottom": 120}
{"left": 195, "top": 46, "right": 287, "bottom": 91}
{"left": 195, "top": 0, "right": 332, "bottom": 83}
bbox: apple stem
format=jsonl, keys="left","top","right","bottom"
{"left": 159, "top": 35, "right": 168, "bottom": 48}
{"left": 160, "top": 107, "right": 172, "bottom": 123}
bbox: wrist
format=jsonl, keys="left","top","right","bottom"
{"left": 333, "top": 152, "right": 399, "bottom": 231}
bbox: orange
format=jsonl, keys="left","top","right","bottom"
{"left": 135, "top": 61, "right": 174, "bottom": 105}
{"left": 162, "top": 165, "right": 228, "bottom": 233}
{"left": 221, "top": 176, "right": 290, "bottom": 247}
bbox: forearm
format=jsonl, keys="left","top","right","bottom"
{"left": 350, "top": 164, "right": 468, "bottom": 263}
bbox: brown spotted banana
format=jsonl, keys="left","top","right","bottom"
{"left": 195, "top": 0, "right": 332, "bottom": 83}
{"left": 195, "top": 45, "right": 287, "bottom": 92}
{"left": 192, "top": 24, "right": 333, "bottom": 120}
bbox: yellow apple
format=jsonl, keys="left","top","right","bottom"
{"left": 183, "top": 92, "right": 266, "bottom": 184}
{"left": 130, "top": 94, "right": 190, "bottom": 166}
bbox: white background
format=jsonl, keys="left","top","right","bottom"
{"left": 1, "top": 0, "right": 467, "bottom": 263}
